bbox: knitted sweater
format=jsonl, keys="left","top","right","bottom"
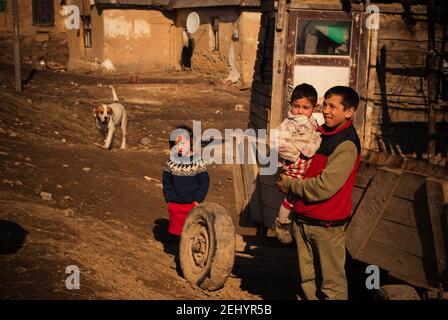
{"left": 162, "top": 153, "right": 209, "bottom": 204}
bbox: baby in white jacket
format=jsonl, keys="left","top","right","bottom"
{"left": 274, "top": 83, "right": 322, "bottom": 244}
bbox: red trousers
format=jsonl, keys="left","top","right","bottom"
{"left": 167, "top": 202, "right": 196, "bottom": 235}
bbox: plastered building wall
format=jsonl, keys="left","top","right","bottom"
{"left": 68, "top": 6, "right": 105, "bottom": 70}
{"left": 0, "top": 0, "right": 66, "bottom": 37}
{"left": 175, "top": 8, "right": 260, "bottom": 84}
{"left": 68, "top": 8, "right": 179, "bottom": 72}
{"left": 102, "top": 9, "right": 177, "bottom": 72}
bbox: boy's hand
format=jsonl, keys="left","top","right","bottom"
{"left": 277, "top": 174, "right": 290, "bottom": 194}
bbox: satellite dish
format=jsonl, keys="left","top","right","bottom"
{"left": 186, "top": 12, "right": 200, "bottom": 34}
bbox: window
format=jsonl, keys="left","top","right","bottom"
{"left": 83, "top": 16, "right": 92, "bottom": 48}
{"left": 0, "top": 0, "right": 7, "bottom": 13}
{"left": 285, "top": 11, "right": 361, "bottom": 115}
{"left": 296, "top": 20, "right": 352, "bottom": 56}
{"left": 211, "top": 17, "right": 219, "bottom": 51}
{"left": 32, "top": 0, "right": 54, "bottom": 26}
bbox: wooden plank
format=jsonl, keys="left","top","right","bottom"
{"left": 376, "top": 3, "right": 427, "bottom": 15}
{"left": 378, "top": 50, "right": 427, "bottom": 67}
{"left": 354, "top": 163, "right": 377, "bottom": 188}
{"left": 252, "top": 87, "right": 272, "bottom": 102}
{"left": 354, "top": 13, "right": 370, "bottom": 143}
{"left": 403, "top": 159, "right": 448, "bottom": 180}
{"left": 261, "top": 0, "right": 275, "bottom": 12}
{"left": 252, "top": 81, "right": 273, "bottom": 98}
{"left": 378, "top": 39, "right": 428, "bottom": 53}
{"left": 258, "top": 169, "right": 280, "bottom": 188}
{"left": 243, "top": 161, "right": 258, "bottom": 198}
{"left": 394, "top": 172, "right": 427, "bottom": 203}
{"left": 250, "top": 93, "right": 271, "bottom": 108}
{"left": 232, "top": 163, "right": 247, "bottom": 217}
{"left": 378, "top": 46, "right": 426, "bottom": 68}
{"left": 358, "top": 240, "right": 439, "bottom": 288}
{"left": 12, "top": 0, "right": 22, "bottom": 92}
{"left": 259, "top": 183, "right": 284, "bottom": 211}
{"left": 374, "top": 74, "right": 427, "bottom": 97}
{"left": 284, "top": 9, "right": 298, "bottom": 104}
{"left": 351, "top": 187, "right": 364, "bottom": 212}
{"left": 363, "top": 23, "right": 379, "bottom": 151}
{"left": 361, "top": 150, "right": 405, "bottom": 169}
{"left": 262, "top": 62, "right": 273, "bottom": 73}
{"left": 244, "top": 162, "right": 263, "bottom": 226}
{"left": 372, "top": 94, "right": 429, "bottom": 107}
{"left": 370, "top": 220, "right": 435, "bottom": 258}
{"left": 276, "top": 0, "right": 286, "bottom": 31}
{"left": 374, "top": 97, "right": 448, "bottom": 109}
{"left": 249, "top": 103, "right": 269, "bottom": 122}
{"left": 372, "top": 125, "right": 448, "bottom": 140}
{"left": 371, "top": 99, "right": 448, "bottom": 110}
{"left": 370, "top": 105, "right": 448, "bottom": 124}
{"left": 378, "top": 15, "right": 443, "bottom": 42}
{"left": 261, "top": 206, "right": 280, "bottom": 228}
{"left": 295, "top": 56, "right": 350, "bottom": 67}
{"left": 382, "top": 196, "right": 432, "bottom": 232}
{"left": 268, "top": 0, "right": 288, "bottom": 131}
{"left": 426, "top": 178, "right": 448, "bottom": 279}
{"left": 260, "top": 46, "right": 274, "bottom": 59}
{"left": 288, "top": 2, "right": 426, "bottom": 15}
{"left": 288, "top": 0, "right": 364, "bottom": 12}
{"left": 256, "top": 167, "right": 288, "bottom": 226}
{"left": 349, "top": 12, "right": 361, "bottom": 89}
{"left": 249, "top": 111, "right": 268, "bottom": 130}
{"left": 347, "top": 168, "right": 403, "bottom": 259}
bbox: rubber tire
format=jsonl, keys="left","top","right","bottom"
{"left": 376, "top": 285, "right": 421, "bottom": 300}
{"left": 179, "top": 202, "right": 235, "bottom": 291}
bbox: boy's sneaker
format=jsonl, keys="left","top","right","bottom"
{"left": 273, "top": 217, "right": 293, "bottom": 244}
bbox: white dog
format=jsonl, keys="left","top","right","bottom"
{"left": 93, "top": 86, "right": 127, "bottom": 150}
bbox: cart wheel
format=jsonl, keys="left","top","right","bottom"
{"left": 179, "top": 202, "right": 235, "bottom": 291}
{"left": 376, "top": 285, "right": 421, "bottom": 300}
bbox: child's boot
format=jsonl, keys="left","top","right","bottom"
{"left": 273, "top": 217, "right": 293, "bottom": 244}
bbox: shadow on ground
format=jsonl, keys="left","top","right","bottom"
{"left": 0, "top": 220, "right": 28, "bottom": 255}
{"left": 153, "top": 218, "right": 181, "bottom": 275}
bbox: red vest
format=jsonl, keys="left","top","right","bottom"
{"left": 293, "top": 120, "right": 361, "bottom": 221}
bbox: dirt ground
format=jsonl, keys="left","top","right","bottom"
{"left": 0, "top": 62, "right": 319, "bottom": 300}
{"left": 0, "top": 59, "right": 377, "bottom": 300}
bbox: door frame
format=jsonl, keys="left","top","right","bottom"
{"left": 284, "top": 10, "right": 362, "bottom": 115}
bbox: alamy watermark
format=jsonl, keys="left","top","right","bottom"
{"left": 365, "top": 264, "right": 380, "bottom": 290}
{"left": 365, "top": 5, "right": 380, "bottom": 30}
{"left": 61, "top": 5, "right": 80, "bottom": 30}
{"left": 65, "top": 265, "right": 80, "bottom": 290}
{"left": 169, "top": 120, "right": 279, "bottom": 176}
{"left": 62, "top": 4, "right": 380, "bottom": 31}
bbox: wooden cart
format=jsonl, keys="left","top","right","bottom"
{"left": 347, "top": 150, "right": 448, "bottom": 299}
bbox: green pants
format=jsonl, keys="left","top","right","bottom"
{"left": 293, "top": 221, "right": 348, "bottom": 300}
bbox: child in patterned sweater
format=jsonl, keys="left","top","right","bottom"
{"left": 162, "top": 125, "right": 209, "bottom": 236}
